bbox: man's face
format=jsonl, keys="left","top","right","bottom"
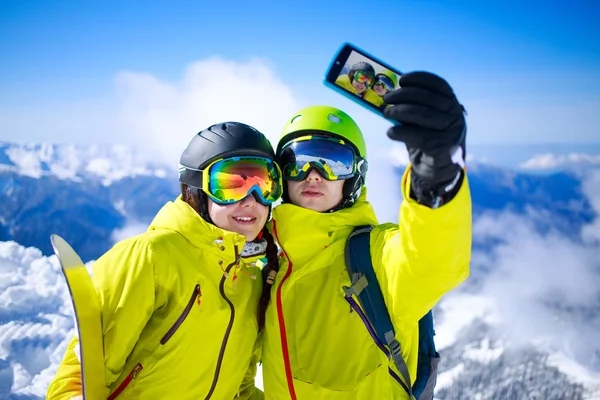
{"left": 373, "top": 82, "right": 388, "bottom": 96}
{"left": 287, "top": 169, "right": 345, "bottom": 212}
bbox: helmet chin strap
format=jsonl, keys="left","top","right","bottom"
{"left": 325, "top": 175, "right": 363, "bottom": 213}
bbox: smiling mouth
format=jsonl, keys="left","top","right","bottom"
{"left": 233, "top": 216, "right": 257, "bottom": 223}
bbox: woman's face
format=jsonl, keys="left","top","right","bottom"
{"left": 208, "top": 194, "right": 269, "bottom": 241}
{"left": 352, "top": 70, "right": 374, "bottom": 94}
{"left": 352, "top": 80, "right": 367, "bottom": 94}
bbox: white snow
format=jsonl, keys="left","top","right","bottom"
{"left": 434, "top": 293, "right": 498, "bottom": 350}
{"left": 463, "top": 338, "right": 504, "bottom": 363}
{"left": 435, "top": 362, "right": 464, "bottom": 391}
{"left": 0, "top": 142, "right": 172, "bottom": 185}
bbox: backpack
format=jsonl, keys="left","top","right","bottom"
{"left": 342, "top": 225, "right": 440, "bottom": 400}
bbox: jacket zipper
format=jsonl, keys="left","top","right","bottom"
{"left": 160, "top": 284, "right": 201, "bottom": 345}
{"left": 107, "top": 363, "right": 143, "bottom": 400}
{"left": 204, "top": 246, "right": 240, "bottom": 400}
{"left": 272, "top": 220, "right": 298, "bottom": 400}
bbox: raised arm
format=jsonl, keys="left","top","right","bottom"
{"left": 372, "top": 71, "right": 472, "bottom": 324}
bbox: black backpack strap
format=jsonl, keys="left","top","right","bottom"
{"left": 343, "top": 225, "right": 413, "bottom": 398}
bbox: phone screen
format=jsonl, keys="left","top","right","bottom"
{"left": 324, "top": 43, "right": 402, "bottom": 120}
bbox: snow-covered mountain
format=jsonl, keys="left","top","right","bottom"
{"left": 0, "top": 142, "right": 180, "bottom": 262}
{"left": 0, "top": 142, "right": 170, "bottom": 184}
{"left": 1, "top": 141, "right": 600, "bottom": 399}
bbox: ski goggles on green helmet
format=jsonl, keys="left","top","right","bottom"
{"left": 197, "top": 156, "right": 283, "bottom": 205}
{"left": 278, "top": 135, "right": 361, "bottom": 181}
{"left": 354, "top": 70, "right": 375, "bottom": 88}
{"left": 374, "top": 75, "right": 395, "bottom": 92}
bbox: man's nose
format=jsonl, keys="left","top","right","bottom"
{"left": 305, "top": 169, "right": 323, "bottom": 182}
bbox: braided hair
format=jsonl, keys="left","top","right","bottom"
{"left": 257, "top": 227, "right": 280, "bottom": 331}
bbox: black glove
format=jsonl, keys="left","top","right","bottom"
{"left": 383, "top": 71, "right": 467, "bottom": 208}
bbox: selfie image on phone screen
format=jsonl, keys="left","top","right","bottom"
{"left": 334, "top": 51, "right": 398, "bottom": 110}
{"left": 324, "top": 43, "right": 403, "bottom": 121}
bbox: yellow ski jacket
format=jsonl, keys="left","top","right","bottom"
{"left": 47, "top": 196, "right": 264, "bottom": 400}
{"left": 262, "top": 166, "right": 472, "bottom": 399}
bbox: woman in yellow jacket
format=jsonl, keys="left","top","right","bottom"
{"left": 257, "top": 72, "right": 472, "bottom": 399}
{"left": 334, "top": 61, "right": 376, "bottom": 98}
{"left": 47, "top": 122, "right": 282, "bottom": 399}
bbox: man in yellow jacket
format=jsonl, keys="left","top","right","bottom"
{"left": 259, "top": 71, "right": 472, "bottom": 399}
{"left": 364, "top": 68, "right": 399, "bottom": 110}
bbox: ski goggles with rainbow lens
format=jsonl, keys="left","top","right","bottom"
{"left": 374, "top": 75, "right": 395, "bottom": 92}
{"left": 200, "top": 156, "right": 282, "bottom": 205}
{"left": 278, "top": 135, "right": 361, "bottom": 181}
{"left": 353, "top": 70, "right": 375, "bottom": 88}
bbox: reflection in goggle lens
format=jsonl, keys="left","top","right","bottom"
{"left": 279, "top": 138, "right": 356, "bottom": 181}
{"left": 374, "top": 75, "right": 394, "bottom": 91}
{"left": 354, "top": 70, "right": 375, "bottom": 87}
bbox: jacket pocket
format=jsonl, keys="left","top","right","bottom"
{"left": 160, "top": 284, "right": 201, "bottom": 345}
{"left": 107, "top": 363, "right": 143, "bottom": 400}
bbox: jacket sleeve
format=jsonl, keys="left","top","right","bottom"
{"left": 46, "top": 336, "right": 83, "bottom": 399}
{"left": 372, "top": 165, "right": 472, "bottom": 326}
{"left": 46, "top": 237, "right": 157, "bottom": 398}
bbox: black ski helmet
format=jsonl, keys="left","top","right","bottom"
{"left": 348, "top": 62, "right": 375, "bottom": 84}
{"left": 179, "top": 122, "right": 276, "bottom": 223}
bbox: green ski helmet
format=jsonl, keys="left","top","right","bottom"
{"left": 376, "top": 69, "right": 399, "bottom": 88}
{"left": 276, "top": 105, "right": 368, "bottom": 210}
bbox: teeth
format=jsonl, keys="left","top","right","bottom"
{"left": 235, "top": 217, "right": 253, "bottom": 221}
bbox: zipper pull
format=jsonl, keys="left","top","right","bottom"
{"left": 133, "top": 363, "right": 143, "bottom": 378}
{"left": 232, "top": 267, "right": 239, "bottom": 292}
{"left": 196, "top": 284, "right": 202, "bottom": 311}
{"left": 219, "top": 260, "right": 229, "bottom": 278}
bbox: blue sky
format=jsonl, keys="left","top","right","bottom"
{"left": 0, "top": 0, "right": 599, "bottom": 151}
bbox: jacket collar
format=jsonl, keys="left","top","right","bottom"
{"left": 149, "top": 196, "right": 260, "bottom": 264}
{"left": 271, "top": 189, "right": 379, "bottom": 267}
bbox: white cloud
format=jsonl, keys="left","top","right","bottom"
{"left": 1, "top": 57, "right": 307, "bottom": 168}
{"left": 114, "top": 57, "right": 306, "bottom": 166}
{"left": 110, "top": 221, "right": 148, "bottom": 244}
{"left": 0, "top": 241, "right": 76, "bottom": 398}
{"left": 110, "top": 56, "right": 406, "bottom": 223}
{"left": 0, "top": 55, "right": 465, "bottom": 226}
{"left": 472, "top": 199, "right": 600, "bottom": 367}
{"left": 519, "top": 153, "right": 600, "bottom": 170}
{"left": 1, "top": 142, "right": 169, "bottom": 185}
{"left": 4, "top": 147, "right": 45, "bottom": 179}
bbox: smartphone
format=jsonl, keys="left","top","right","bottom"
{"left": 324, "top": 42, "right": 402, "bottom": 124}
